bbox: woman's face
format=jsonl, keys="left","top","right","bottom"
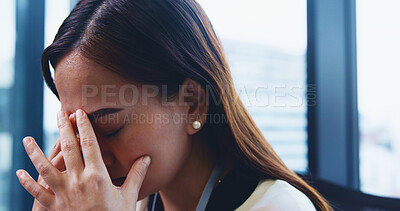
{"left": 54, "top": 50, "right": 194, "bottom": 200}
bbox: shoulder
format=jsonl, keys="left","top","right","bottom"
{"left": 235, "top": 179, "right": 317, "bottom": 211}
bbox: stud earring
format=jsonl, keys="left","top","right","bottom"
{"left": 192, "top": 120, "right": 201, "bottom": 129}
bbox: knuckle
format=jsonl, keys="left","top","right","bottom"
{"left": 80, "top": 136, "right": 96, "bottom": 148}
{"left": 61, "top": 138, "right": 76, "bottom": 152}
{"left": 69, "top": 174, "right": 85, "bottom": 192}
{"left": 70, "top": 177, "right": 80, "bottom": 189}
{"left": 77, "top": 116, "right": 89, "bottom": 127}
{"left": 31, "top": 187, "right": 41, "bottom": 199}
{"left": 20, "top": 177, "right": 29, "bottom": 187}
{"left": 87, "top": 172, "right": 101, "bottom": 182}
{"left": 77, "top": 182, "right": 85, "bottom": 192}
{"left": 58, "top": 120, "right": 68, "bottom": 129}
{"left": 86, "top": 172, "right": 105, "bottom": 187}
{"left": 37, "top": 163, "right": 51, "bottom": 176}
{"left": 134, "top": 166, "right": 146, "bottom": 180}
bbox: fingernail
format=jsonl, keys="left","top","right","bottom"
{"left": 142, "top": 156, "right": 151, "bottom": 166}
{"left": 58, "top": 110, "right": 65, "bottom": 119}
{"left": 16, "top": 170, "right": 23, "bottom": 177}
{"left": 76, "top": 109, "right": 83, "bottom": 118}
{"left": 23, "top": 137, "right": 32, "bottom": 146}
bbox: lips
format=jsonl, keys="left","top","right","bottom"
{"left": 112, "top": 176, "right": 127, "bottom": 186}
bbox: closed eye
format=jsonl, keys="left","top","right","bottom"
{"left": 103, "top": 126, "right": 124, "bottom": 138}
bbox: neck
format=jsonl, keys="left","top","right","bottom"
{"left": 158, "top": 135, "right": 229, "bottom": 211}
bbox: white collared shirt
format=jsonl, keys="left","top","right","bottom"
{"left": 235, "top": 179, "right": 317, "bottom": 211}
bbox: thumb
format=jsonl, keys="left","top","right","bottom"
{"left": 122, "top": 155, "right": 151, "bottom": 197}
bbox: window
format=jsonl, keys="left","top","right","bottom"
{"left": 0, "top": 0, "right": 15, "bottom": 210}
{"left": 43, "top": 0, "right": 71, "bottom": 155}
{"left": 357, "top": 0, "right": 400, "bottom": 197}
{"left": 197, "top": 0, "right": 308, "bottom": 172}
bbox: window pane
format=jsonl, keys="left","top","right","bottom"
{"left": 357, "top": 0, "right": 400, "bottom": 197}
{"left": 0, "top": 0, "right": 15, "bottom": 210}
{"left": 43, "top": 0, "right": 71, "bottom": 155}
{"left": 197, "top": 0, "right": 308, "bottom": 172}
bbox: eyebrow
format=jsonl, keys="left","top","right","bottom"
{"left": 87, "top": 108, "right": 124, "bottom": 120}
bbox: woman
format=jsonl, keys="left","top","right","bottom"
{"left": 16, "top": 0, "right": 333, "bottom": 210}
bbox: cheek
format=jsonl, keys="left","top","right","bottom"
{"left": 119, "top": 114, "right": 191, "bottom": 194}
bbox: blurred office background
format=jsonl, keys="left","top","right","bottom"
{"left": 0, "top": 0, "right": 399, "bottom": 210}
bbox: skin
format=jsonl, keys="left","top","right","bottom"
{"left": 16, "top": 49, "right": 230, "bottom": 210}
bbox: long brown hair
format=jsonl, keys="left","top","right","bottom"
{"left": 42, "top": 0, "right": 332, "bottom": 210}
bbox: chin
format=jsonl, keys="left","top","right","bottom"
{"left": 137, "top": 177, "right": 161, "bottom": 201}
{"left": 137, "top": 187, "right": 152, "bottom": 201}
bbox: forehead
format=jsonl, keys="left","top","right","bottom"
{"left": 54, "top": 50, "right": 130, "bottom": 114}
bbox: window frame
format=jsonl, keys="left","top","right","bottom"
{"left": 306, "top": 0, "right": 360, "bottom": 189}
{"left": 10, "top": 0, "right": 45, "bottom": 210}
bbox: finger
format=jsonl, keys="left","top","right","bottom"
{"left": 69, "top": 113, "right": 77, "bottom": 134}
{"left": 48, "top": 138, "right": 61, "bottom": 161}
{"left": 122, "top": 155, "right": 151, "bottom": 197}
{"left": 37, "top": 173, "right": 55, "bottom": 195}
{"left": 38, "top": 149, "right": 63, "bottom": 192}
{"left": 16, "top": 169, "right": 55, "bottom": 208}
{"left": 57, "top": 110, "right": 84, "bottom": 173}
{"left": 23, "top": 137, "right": 62, "bottom": 189}
{"left": 69, "top": 113, "right": 82, "bottom": 151}
{"left": 76, "top": 109, "right": 106, "bottom": 170}
{"left": 51, "top": 151, "right": 66, "bottom": 172}
{"left": 37, "top": 152, "right": 66, "bottom": 194}
{"left": 52, "top": 113, "right": 81, "bottom": 158}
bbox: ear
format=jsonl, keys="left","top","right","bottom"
{"left": 178, "top": 78, "right": 209, "bottom": 135}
